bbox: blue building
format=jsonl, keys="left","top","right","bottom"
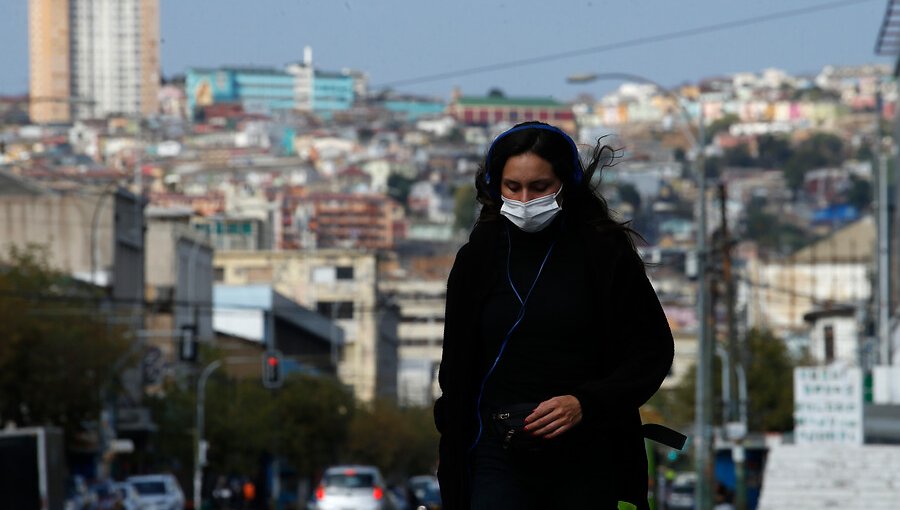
{"left": 383, "top": 98, "right": 446, "bottom": 121}
{"left": 313, "top": 70, "right": 355, "bottom": 115}
{"left": 186, "top": 67, "right": 295, "bottom": 115}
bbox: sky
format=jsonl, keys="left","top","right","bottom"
{"left": 0, "top": 0, "right": 892, "bottom": 101}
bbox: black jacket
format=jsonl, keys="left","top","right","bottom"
{"left": 434, "top": 218, "right": 674, "bottom": 509}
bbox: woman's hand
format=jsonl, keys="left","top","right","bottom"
{"left": 523, "top": 395, "right": 582, "bottom": 439}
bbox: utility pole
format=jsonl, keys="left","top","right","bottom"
{"left": 694, "top": 107, "right": 714, "bottom": 510}
{"left": 719, "top": 183, "right": 746, "bottom": 510}
{"left": 879, "top": 150, "right": 891, "bottom": 366}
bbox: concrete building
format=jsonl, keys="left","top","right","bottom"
{"left": 186, "top": 67, "right": 295, "bottom": 116}
{"left": 744, "top": 216, "right": 874, "bottom": 340}
{"left": 301, "top": 192, "right": 400, "bottom": 250}
{"left": 214, "top": 250, "right": 399, "bottom": 402}
{"left": 448, "top": 95, "right": 575, "bottom": 131}
{"left": 29, "top": 0, "right": 160, "bottom": 122}
{"left": 28, "top": 0, "right": 71, "bottom": 123}
{"left": 0, "top": 172, "right": 145, "bottom": 305}
{"left": 213, "top": 284, "right": 343, "bottom": 378}
{"left": 144, "top": 207, "right": 214, "bottom": 377}
{"left": 379, "top": 279, "right": 446, "bottom": 406}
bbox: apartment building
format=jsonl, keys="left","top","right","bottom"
{"left": 214, "top": 250, "right": 399, "bottom": 403}
{"left": 29, "top": 0, "right": 160, "bottom": 122}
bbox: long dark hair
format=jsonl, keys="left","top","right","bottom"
{"left": 474, "top": 121, "right": 642, "bottom": 250}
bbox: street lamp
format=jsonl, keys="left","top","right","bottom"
{"left": 568, "top": 72, "right": 714, "bottom": 510}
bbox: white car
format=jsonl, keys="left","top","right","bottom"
{"left": 312, "top": 465, "right": 396, "bottom": 510}
{"left": 110, "top": 481, "right": 144, "bottom": 510}
{"left": 126, "top": 474, "right": 185, "bottom": 510}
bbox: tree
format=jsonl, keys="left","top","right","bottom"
{"left": 617, "top": 182, "right": 642, "bottom": 212}
{"left": 651, "top": 328, "right": 798, "bottom": 433}
{"left": 387, "top": 174, "right": 415, "bottom": 209}
{"left": 845, "top": 175, "right": 873, "bottom": 212}
{"left": 784, "top": 132, "right": 845, "bottom": 195}
{"left": 707, "top": 113, "right": 740, "bottom": 139}
{"left": 723, "top": 144, "right": 755, "bottom": 168}
{"left": 454, "top": 185, "right": 478, "bottom": 231}
{"left": 757, "top": 134, "right": 793, "bottom": 169}
{"left": 0, "top": 246, "right": 131, "bottom": 443}
{"left": 345, "top": 399, "right": 439, "bottom": 480}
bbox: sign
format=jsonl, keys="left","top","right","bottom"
{"left": 794, "top": 365, "right": 863, "bottom": 445}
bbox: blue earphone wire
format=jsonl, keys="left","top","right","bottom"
{"left": 468, "top": 227, "right": 557, "bottom": 453}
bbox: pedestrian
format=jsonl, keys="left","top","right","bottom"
{"left": 434, "top": 121, "right": 674, "bottom": 510}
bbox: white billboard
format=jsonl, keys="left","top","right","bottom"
{"left": 794, "top": 365, "right": 864, "bottom": 445}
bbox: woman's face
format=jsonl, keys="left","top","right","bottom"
{"left": 500, "top": 152, "right": 562, "bottom": 203}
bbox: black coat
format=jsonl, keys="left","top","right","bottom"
{"left": 433, "top": 218, "right": 674, "bottom": 509}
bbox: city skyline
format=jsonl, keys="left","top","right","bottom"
{"left": 0, "top": 0, "right": 892, "bottom": 101}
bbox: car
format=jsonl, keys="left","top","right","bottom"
{"left": 311, "top": 465, "right": 396, "bottom": 510}
{"left": 126, "top": 474, "right": 185, "bottom": 510}
{"left": 110, "top": 481, "right": 145, "bottom": 510}
{"left": 407, "top": 475, "right": 441, "bottom": 510}
{"left": 665, "top": 472, "right": 696, "bottom": 510}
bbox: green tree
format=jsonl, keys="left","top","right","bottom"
{"left": 387, "top": 174, "right": 416, "bottom": 209}
{"left": 0, "top": 246, "right": 131, "bottom": 443}
{"left": 617, "top": 182, "right": 642, "bottom": 212}
{"left": 706, "top": 113, "right": 740, "bottom": 139}
{"left": 454, "top": 185, "right": 478, "bottom": 231}
{"left": 724, "top": 144, "right": 756, "bottom": 168}
{"left": 845, "top": 175, "right": 873, "bottom": 211}
{"left": 784, "top": 132, "right": 845, "bottom": 195}
{"left": 757, "top": 134, "right": 793, "bottom": 169}
{"left": 345, "top": 399, "right": 439, "bottom": 480}
{"left": 652, "top": 328, "right": 798, "bottom": 433}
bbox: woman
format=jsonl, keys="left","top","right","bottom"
{"left": 434, "top": 121, "right": 674, "bottom": 509}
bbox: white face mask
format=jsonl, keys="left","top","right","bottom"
{"left": 500, "top": 185, "right": 563, "bottom": 232}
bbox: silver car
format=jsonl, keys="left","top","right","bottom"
{"left": 311, "top": 465, "right": 396, "bottom": 510}
{"left": 126, "top": 474, "right": 185, "bottom": 510}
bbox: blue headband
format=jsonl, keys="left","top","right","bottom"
{"left": 484, "top": 124, "right": 583, "bottom": 187}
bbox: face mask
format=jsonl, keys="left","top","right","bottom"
{"left": 500, "top": 186, "right": 563, "bottom": 232}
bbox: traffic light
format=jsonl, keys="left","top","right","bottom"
{"left": 262, "top": 350, "right": 284, "bottom": 388}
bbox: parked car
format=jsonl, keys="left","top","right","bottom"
{"left": 126, "top": 474, "right": 184, "bottom": 510}
{"left": 407, "top": 475, "right": 441, "bottom": 510}
{"left": 111, "top": 481, "right": 145, "bottom": 510}
{"left": 311, "top": 465, "right": 396, "bottom": 510}
{"left": 665, "top": 472, "right": 696, "bottom": 510}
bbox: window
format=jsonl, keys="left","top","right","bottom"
{"left": 317, "top": 301, "right": 354, "bottom": 319}
{"left": 312, "top": 266, "right": 336, "bottom": 283}
{"left": 213, "top": 266, "right": 224, "bottom": 282}
{"left": 336, "top": 266, "right": 354, "bottom": 280}
{"left": 824, "top": 325, "right": 835, "bottom": 363}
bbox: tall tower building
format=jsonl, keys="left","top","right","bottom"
{"left": 29, "top": 0, "right": 160, "bottom": 123}
{"left": 29, "top": 0, "right": 71, "bottom": 124}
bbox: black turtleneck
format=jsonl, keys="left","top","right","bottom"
{"left": 478, "top": 214, "right": 600, "bottom": 410}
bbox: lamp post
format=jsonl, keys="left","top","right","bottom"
{"left": 568, "top": 72, "right": 713, "bottom": 510}
{"left": 194, "top": 359, "right": 222, "bottom": 509}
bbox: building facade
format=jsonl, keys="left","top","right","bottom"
{"left": 186, "top": 67, "right": 295, "bottom": 116}
{"left": 29, "top": 0, "right": 160, "bottom": 122}
{"left": 214, "top": 250, "right": 399, "bottom": 403}
{"left": 448, "top": 95, "right": 575, "bottom": 130}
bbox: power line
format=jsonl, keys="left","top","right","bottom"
{"left": 374, "top": 0, "right": 878, "bottom": 89}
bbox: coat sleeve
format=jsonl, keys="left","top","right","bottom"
{"left": 433, "top": 242, "right": 469, "bottom": 434}
{"left": 434, "top": 243, "right": 473, "bottom": 510}
{"left": 571, "top": 248, "right": 674, "bottom": 428}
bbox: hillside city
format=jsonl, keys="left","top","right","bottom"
{"left": 3, "top": 1, "right": 900, "bottom": 510}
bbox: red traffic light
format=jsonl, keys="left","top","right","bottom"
{"left": 262, "top": 350, "right": 284, "bottom": 388}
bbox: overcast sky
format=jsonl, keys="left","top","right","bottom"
{"left": 0, "top": 0, "right": 892, "bottom": 100}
